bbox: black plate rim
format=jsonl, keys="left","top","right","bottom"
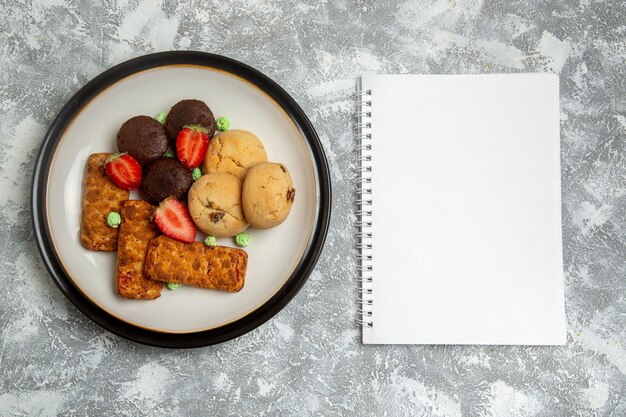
{"left": 30, "top": 51, "right": 331, "bottom": 349}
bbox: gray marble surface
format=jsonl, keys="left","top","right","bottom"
{"left": 1, "top": 0, "right": 625, "bottom": 415}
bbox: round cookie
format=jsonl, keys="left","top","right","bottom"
{"left": 116, "top": 115, "right": 168, "bottom": 165}
{"left": 164, "top": 99, "right": 216, "bottom": 144}
{"left": 188, "top": 173, "right": 249, "bottom": 237}
{"left": 141, "top": 158, "right": 193, "bottom": 204}
{"left": 242, "top": 162, "right": 295, "bottom": 229}
{"left": 200, "top": 130, "right": 268, "bottom": 180}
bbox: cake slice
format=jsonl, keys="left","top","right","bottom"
{"left": 144, "top": 236, "right": 247, "bottom": 292}
{"left": 116, "top": 200, "right": 164, "bottom": 300}
{"left": 80, "top": 153, "right": 130, "bottom": 251}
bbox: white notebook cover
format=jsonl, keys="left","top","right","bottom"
{"left": 359, "top": 74, "right": 566, "bottom": 345}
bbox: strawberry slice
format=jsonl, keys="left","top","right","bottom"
{"left": 176, "top": 124, "right": 209, "bottom": 169}
{"left": 152, "top": 197, "right": 196, "bottom": 243}
{"left": 104, "top": 152, "right": 142, "bottom": 190}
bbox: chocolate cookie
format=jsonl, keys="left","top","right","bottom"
{"left": 141, "top": 158, "right": 193, "bottom": 204}
{"left": 116, "top": 115, "right": 168, "bottom": 165}
{"left": 164, "top": 99, "right": 216, "bottom": 144}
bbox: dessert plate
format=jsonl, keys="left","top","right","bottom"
{"left": 31, "top": 52, "right": 331, "bottom": 348}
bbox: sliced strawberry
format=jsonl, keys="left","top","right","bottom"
{"left": 176, "top": 124, "right": 209, "bottom": 169}
{"left": 152, "top": 197, "right": 196, "bottom": 243}
{"left": 104, "top": 152, "right": 142, "bottom": 190}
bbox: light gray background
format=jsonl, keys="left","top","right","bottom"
{"left": 1, "top": 0, "right": 625, "bottom": 416}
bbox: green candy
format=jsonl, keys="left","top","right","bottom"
{"left": 204, "top": 236, "right": 217, "bottom": 247}
{"left": 155, "top": 111, "right": 168, "bottom": 125}
{"left": 167, "top": 282, "right": 181, "bottom": 290}
{"left": 106, "top": 211, "right": 121, "bottom": 228}
{"left": 164, "top": 149, "right": 175, "bottom": 158}
{"left": 216, "top": 116, "right": 231, "bottom": 131}
{"left": 235, "top": 232, "right": 251, "bottom": 247}
{"left": 192, "top": 167, "right": 202, "bottom": 181}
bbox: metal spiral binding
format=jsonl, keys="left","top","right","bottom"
{"left": 356, "top": 88, "right": 373, "bottom": 328}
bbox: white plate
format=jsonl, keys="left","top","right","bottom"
{"left": 32, "top": 52, "right": 331, "bottom": 347}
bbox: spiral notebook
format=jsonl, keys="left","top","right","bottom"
{"left": 357, "top": 74, "right": 566, "bottom": 345}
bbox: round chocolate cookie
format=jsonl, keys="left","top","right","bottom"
{"left": 164, "top": 99, "right": 216, "bottom": 144}
{"left": 116, "top": 115, "right": 168, "bottom": 165}
{"left": 141, "top": 158, "right": 193, "bottom": 204}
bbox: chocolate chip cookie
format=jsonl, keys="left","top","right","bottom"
{"left": 242, "top": 162, "right": 295, "bottom": 229}
{"left": 188, "top": 172, "right": 249, "bottom": 237}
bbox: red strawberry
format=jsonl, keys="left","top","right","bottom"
{"left": 104, "top": 152, "right": 142, "bottom": 190}
{"left": 152, "top": 197, "right": 196, "bottom": 243}
{"left": 176, "top": 124, "right": 209, "bottom": 169}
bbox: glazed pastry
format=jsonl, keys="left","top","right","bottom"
{"left": 141, "top": 158, "right": 193, "bottom": 204}
{"left": 164, "top": 99, "right": 216, "bottom": 144}
{"left": 144, "top": 236, "right": 247, "bottom": 292}
{"left": 116, "top": 115, "right": 169, "bottom": 165}
{"left": 242, "top": 162, "right": 295, "bottom": 229}
{"left": 116, "top": 200, "right": 163, "bottom": 300}
{"left": 188, "top": 172, "right": 249, "bottom": 237}
{"left": 80, "top": 153, "right": 130, "bottom": 251}
{"left": 200, "top": 129, "right": 268, "bottom": 180}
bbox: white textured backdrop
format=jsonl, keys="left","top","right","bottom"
{"left": 0, "top": 0, "right": 625, "bottom": 415}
